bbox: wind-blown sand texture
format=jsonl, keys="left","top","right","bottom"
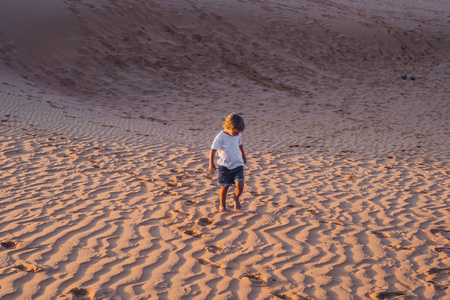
{"left": 0, "top": 0, "right": 449, "bottom": 299}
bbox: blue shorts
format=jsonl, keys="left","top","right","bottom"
{"left": 218, "top": 166, "right": 244, "bottom": 187}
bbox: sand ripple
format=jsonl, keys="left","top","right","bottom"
{"left": 0, "top": 0, "right": 449, "bottom": 299}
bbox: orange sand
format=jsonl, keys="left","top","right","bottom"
{"left": 0, "top": 0, "right": 449, "bottom": 299}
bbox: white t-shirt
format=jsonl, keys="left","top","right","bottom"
{"left": 211, "top": 131, "right": 244, "bottom": 170}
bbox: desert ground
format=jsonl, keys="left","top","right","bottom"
{"left": 0, "top": 0, "right": 449, "bottom": 299}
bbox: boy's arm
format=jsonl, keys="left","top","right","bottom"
{"left": 239, "top": 144, "right": 247, "bottom": 164}
{"left": 209, "top": 149, "right": 217, "bottom": 174}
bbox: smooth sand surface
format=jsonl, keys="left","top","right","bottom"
{"left": 0, "top": 0, "right": 449, "bottom": 299}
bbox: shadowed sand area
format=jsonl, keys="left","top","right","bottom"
{"left": 0, "top": 0, "right": 449, "bottom": 299}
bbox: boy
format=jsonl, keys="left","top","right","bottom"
{"left": 209, "top": 113, "right": 247, "bottom": 212}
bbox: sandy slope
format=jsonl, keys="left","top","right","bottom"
{"left": 0, "top": 0, "right": 449, "bottom": 299}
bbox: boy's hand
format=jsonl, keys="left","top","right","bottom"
{"left": 208, "top": 163, "right": 216, "bottom": 174}
{"left": 242, "top": 154, "right": 247, "bottom": 164}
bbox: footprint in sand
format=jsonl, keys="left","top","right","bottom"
{"left": 182, "top": 228, "right": 203, "bottom": 238}
{"left": 206, "top": 245, "right": 225, "bottom": 253}
{"left": 425, "top": 267, "right": 450, "bottom": 275}
{"left": 250, "top": 191, "right": 265, "bottom": 196}
{"left": 14, "top": 264, "right": 42, "bottom": 273}
{"left": 135, "top": 176, "right": 154, "bottom": 182}
{"left": 69, "top": 287, "right": 94, "bottom": 299}
{"left": 198, "top": 218, "right": 214, "bottom": 226}
{"left": 376, "top": 291, "right": 407, "bottom": 299}
{"left": 271, "top": 291, "right": 300, "bottom": 299}
{"left": 243, "top": 271, "right": 268, "bottom": 286}
{"left": 197, "top": 257, "right": 224, "bottom": 268}
{"left": 387, "top": 244, "right": 415, "bottom": 251}
{"left": 259, "top": 200, "right": 280, "bottom": 206}
{"left": 371, "top": 231, "right": 391, "bottom": 238}
{"left": 434, "top": 247, "right": 450, "bottom": 253}
{"left": 185, "top": 200, "right": 199, "bottom": 206}
{"left": 197, "top": 258, "right": 210, "bottom": 265}
{"left": 332, "top": 221, "right": 344, "bottom": 226}
{"left": 430, "top": 228, "right": 450, "bottom": 235}
{"left": 319, "top": 220, "right": 344, "bottom": 226}
{"left": 1, "top": 240, "right": 19, "bottom": 249}
{"left": 167, "top": 181, "right": 182, "bottom": 188}
{"left": 428, "top": 280, "right": 448, "bottom": 291}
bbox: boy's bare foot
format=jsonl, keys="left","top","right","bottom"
{"left": 218, "top": 206, "right": 228, "bottom": 213}
{"left": 234, "top": 197, "right": 241, "bottom": 210}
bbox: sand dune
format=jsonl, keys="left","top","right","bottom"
{"left": 0, "top": 0, "right": 449, "bottom": 299}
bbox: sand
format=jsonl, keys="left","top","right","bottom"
{"left": 0, "top": 0, "right": 449, "bottom": 299}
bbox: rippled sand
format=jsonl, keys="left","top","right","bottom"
{"left": 0, "top": 0, "right": 449, "bottom": 299}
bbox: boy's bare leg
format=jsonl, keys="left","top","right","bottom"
{"left": 219, "top": 186, "right": 229, "bottom": 212}
{"left": 234, "top": 181, "right": 244, "bottom": 210}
